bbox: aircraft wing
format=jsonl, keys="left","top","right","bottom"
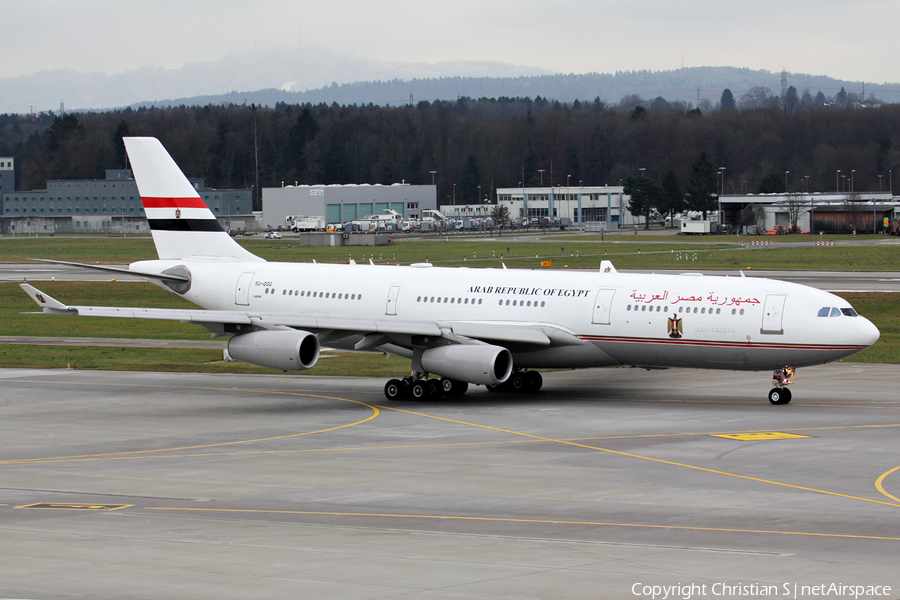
{"left": 20, "top": 284, "right": 578, "bottom": 349}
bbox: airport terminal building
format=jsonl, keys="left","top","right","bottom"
{"left": 262, "top": 184, "right": 437, "bottom": 229}
{"left": 0, "top": 164, "right": 255, "bottom": 234}
{"left": 442, "top": 185, "right": 638, "bottom": 229}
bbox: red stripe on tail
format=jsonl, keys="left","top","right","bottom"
{"left": 141, "top": 197, "right": 209, "bottom": 209}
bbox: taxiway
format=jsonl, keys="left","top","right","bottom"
{"left": 1, "top": 365, "right": 898, "bottom": 598}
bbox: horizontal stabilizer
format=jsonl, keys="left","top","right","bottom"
{"left": 30, "top": 258, "right": 190, "bottom": 283}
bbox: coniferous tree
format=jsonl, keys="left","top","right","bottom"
{"left": 720, "top": 89, "right": 736, "bottom": 111}
{"left": 623, "top": 175, "right": 663, "bottom": 229}
{"left": 685, "top": 152, "right": 718, "bottom": 219}
{"left": 660, "top": 169, "right": 684, "bottom": 223}
{"left": 758, "top": 170, "right": 786, "bottom": 194}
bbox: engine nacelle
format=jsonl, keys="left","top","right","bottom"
{"left": 419, "top": 344, "right": 513, "bottom": 385}
{"left": 227, "top": 330, "right": 320, "bottom": 371}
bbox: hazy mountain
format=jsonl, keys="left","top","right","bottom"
{"left": 0, "top": 46, "right": 552, "bottom": 114}
{"left": 2, "top": 46, "right": 897, "bottom": 115}
{"left": 130, "top": 67, "right": 900, "bottom": 111}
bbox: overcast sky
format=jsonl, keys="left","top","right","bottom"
{"left": 2, "top": 0, "right": 897, "bottom": 83}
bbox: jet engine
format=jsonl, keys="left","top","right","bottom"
{"left": 227, "top": 330, "right": 320, "bottom": 371}
{"left": 419, "top": 344, "right": 513, "bottom": 385}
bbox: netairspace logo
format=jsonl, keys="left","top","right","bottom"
{"left": 631, "top": 582, "right": 892, "bottom": 599}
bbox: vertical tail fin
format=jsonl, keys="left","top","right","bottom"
{"left": 124, "top": 137, "right": 263, "bottom": 262}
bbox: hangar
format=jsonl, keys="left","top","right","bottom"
{"left": 719, "top": 192, "right": 898, "bottom": 233}
{"left": 262, "top": 184, "right": 437, "bottom": 230}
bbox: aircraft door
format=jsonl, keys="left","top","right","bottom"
{"left": 235, "top": 272, "right": 255, "bottom": 306}
{"left": 386, "top": 285, "right": 400, "bottom": 315}
{"left": 761, "top": 294, "right": 786, "bottom": 334}
{"left": 592, "top": 289, "right": 616, "bottom": 324}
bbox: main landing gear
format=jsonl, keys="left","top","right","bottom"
{"left": 768, "top": 366, "right": 795, "bottom": 405}
{"left": 384, "top": 375, "right": 469, "bottom": 401}
{"left": 486, "top": 370, "right": 543, "bottom": 394}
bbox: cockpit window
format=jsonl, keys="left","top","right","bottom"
{"left": 840, "top": 308, "right": 858, "bottom": 317}
{"left": 830, "top": 307, "right": 842, "bottom": 317}
{"left": 817, "top": 307, "right": 830, "bottom": 317}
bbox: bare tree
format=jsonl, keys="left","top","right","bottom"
{"left": 843, "top": 192, "right": 866, "bottom": 233}
{"left": 785, "top": 192, "right": 805, "bottom": 232}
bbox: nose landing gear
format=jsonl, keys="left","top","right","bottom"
{"left": 768, "top": 366, "right": 795, "bottom": 405}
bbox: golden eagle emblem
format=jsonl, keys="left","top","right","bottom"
{"left": 667, "top": 315, "right": 683, "bottom": 339}
{"left": 175, "top": 208, "right": 182, "bottom": 219}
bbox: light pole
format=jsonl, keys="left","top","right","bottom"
{"left": 639, "top": 167, "right": 646, "bottom": 179}
{"left": 538, "top": 169, "right": 545, "bottom": 186}
{"left": 429, "top": 170, "right": 436, "bottom": 186}
{"left": 878, "top": 174, "right": 883, "bottom": 191}
{"left": 784, "top": 170, "right": 790, "bottom": 191}
{"left": 452, "top": 183, "right": 456, "bottom": 205}
{"left": 841, "top": 175, "right": 846, "bottom": 192}
{"left": 804, "top": 175, "right": 809, "bottom": 193}
{"left": 837, "top": 170, "right": 841, "bottom": 192}
{"left": 851, "top": 170, "right": 855, "bottom": 192}
{"left": 478, "top": 185, "right": 482, "bottom": 205}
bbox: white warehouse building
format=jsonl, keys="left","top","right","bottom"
{"left": 441, "top": 185, "right": 640, "bottom": 229}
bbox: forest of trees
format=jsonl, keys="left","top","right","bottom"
{"left": 1, "top": 91, "right": 898, "bottom": 212}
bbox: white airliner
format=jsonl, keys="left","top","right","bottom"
{"left": 22, "top": 137, "right": 880, "bottom": 405}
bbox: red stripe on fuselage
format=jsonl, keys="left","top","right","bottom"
{"left": 578, "top": 336, "right": 866, "bottom": 351}
{"left": 141, "top": 197, "right": 209, "bottom": 209}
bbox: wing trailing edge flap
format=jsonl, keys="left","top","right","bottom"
{"left": 443, "top": 322, "right": 584, "bottom": 347}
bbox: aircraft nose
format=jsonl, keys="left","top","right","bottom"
{"left": 857, "top": 317, "right": 880, "bottom": 348}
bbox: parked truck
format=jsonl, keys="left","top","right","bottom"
{"left": 681, "top": 220, "right": 713, "bottom": 235}
{"left": 286, "top": 215, "right": 325, "bottom": 232}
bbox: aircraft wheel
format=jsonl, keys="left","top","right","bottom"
{"left": 768, "top": 388, "right": 791, "bottom": 405}
{"left": 384, "top": 379, "right": 404, "bottom": 401}
{"left": 410, "top": 381, "right": 429, "bottom": 400}
{"left": 509, "top": 372, "right": 528, "bottom": 392}
{"left": 441, "top": 378, "right": 468, "bottom": 397}
{"left": 527, "top": 371, "right": 543, "bottom": 392}
{"left": 428, "top": 379, "right": 443, "bottom": 400}
{"left": 486, "top": 384, "right": 500, "bottom": 393}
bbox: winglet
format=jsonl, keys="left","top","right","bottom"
{"left": 20, "top": 284, "right": 76, "bottom": 314}
{"left": 600, "top": 260, "right": 617, "bottom": 274}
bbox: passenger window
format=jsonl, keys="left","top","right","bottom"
{"left": 830, "top": 307, "right": 841, "bottom": 317}
{"left": 817, "top": 307, "right": 830, "bottom": 317}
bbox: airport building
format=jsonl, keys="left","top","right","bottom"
{"left": 262, "top": 184, "right": 437, "bottom": 229}
{"left": 0, "top": 169, "right": 255, "bottom": 234}
{"left": 719, "top": 192, "right": 898, "bottom": 233}
{"left": 441, "top": 185, "right": 638, "bottom": 229}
